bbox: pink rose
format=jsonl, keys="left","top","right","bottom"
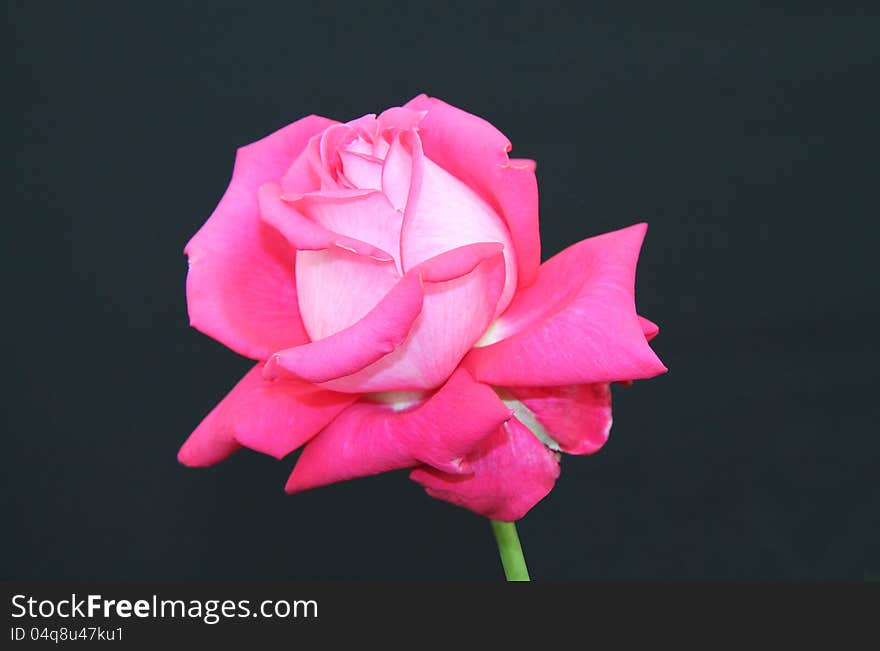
{"left": 179, "top": 95, "right": 666, "bottom": 521}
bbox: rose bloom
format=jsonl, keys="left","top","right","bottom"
{"left": 179, "top": 95, "right": 666, "bottom": 521}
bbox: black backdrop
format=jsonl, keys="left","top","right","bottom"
{"left": 4, "top": 2, "right": 878, "bottom": 580}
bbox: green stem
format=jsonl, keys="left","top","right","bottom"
{"left": 490, "top": 519, "right": 530, "bottom": 581}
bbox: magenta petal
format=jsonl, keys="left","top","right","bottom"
{"left": 404, "top": 94, "right": 541, "bottom": 288}
{"left": 414, "top": 241, "right": 504, "bottom": 282}
{"left": 264, "top": 272, "right": 424, "bottom": 385}
{"left": 285, "top": 368, "right": 510, "bottom": 493}
{"left": 227, "top": 369, "right": 356, "bottom": 459}
{"left": 184, "top": 115, "right": 336, "bottom": 359}
{"left": 178, "top": 365, "right": 356, "bottom": 464}
{"left": 509, "top": 383, "right": 612, "bottom": 455}
{"left": 465, "top": 223, "right": 667, "bottom": 386}
{"left": 178, "top": 396, "right": 242, "bottom": 467}
{"left": 410, "top": 417, "right": 560, "bottom": 522}
{"left": 639, "top": 316, "right": 660, "bottom": 342}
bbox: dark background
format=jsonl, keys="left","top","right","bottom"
{"left": 4, "top": 2, "right": 878, "bottom": 580}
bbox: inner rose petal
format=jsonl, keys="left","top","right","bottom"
{"left": 295, "top": 249, "right": 401, "bottom": 340}
{"left": 402, "top": 153, "right": 518, "bottom": 315}
{"left": 286, "top": 190, "right": 403, "bottom": 270}
{"left": 339, "top": 150, "right": 383, "bottom": 190}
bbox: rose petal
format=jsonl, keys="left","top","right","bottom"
{"left": 178, "top": 398, "right": 242, "bottom": 468}
{"left": 284, "top": 189, "right": 402, "bottom": 269}
{"left": 184, "top": 115, "right": 335, "bottom": 359}
{"left": 319, "top": 124, "right": 358, "bottom": 176}
{"left": 345, "top": 113, "right": 378, "bottom": 138}
{"left": 227, "top": 368, "right": 357, "bottom": 459}
{"left": 259, "top": 182, "right": 394, "bottom": 260}
{"left": 317, "top": 243, "right": 507, "bottom": 393}
{"left": 507, "top": 383, "right": 612, "bottom": 455}
{"left": 405, "top": 94, "right": 541, "bottom": 288}
{"left": 338, "top": 150, "right": 383, "bottom": 190}
{"left": 410, "top": 416, "right": 560, "bottom": 522}
{"left": 639, "top": 316, "right": 660, "bottom": 342}
{"left": 302, "top": 133, "right": 342, "bottom": 191}
{"left": 400, "top": 131, "right": 518, "bottom": 315}
{"left": 285, "top": 368, "right": 511, "bottom": 493}
{"left": 465, "top": 223, "right": 667, "bottom": 386}
{"left": 178, "top": 365, "right": 356, "bottom": 465}
{"left": 280, "top": 136, "right": 323, "bottom": 196}
{"left": 375, "top": 106, "right": 427, "bottom": 134}
{"left": 381, "top": 133, "right": 414, "bottom": 212}
{"left": 615, "top": 314, "right": 661, "bottom": 387}
{"left": 297, "top": 249, "right": 404, "bottom": 339}
{"left": 263, "top": 272, "right": 424, "bottom": 385}
{"left": 258, "top": 182, "right": 402, "bottom": 338}
{"left": 415, "top": 241, "right": 504, "bottom": 282}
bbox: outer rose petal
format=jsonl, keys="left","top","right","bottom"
{"left": 185, "top": 115, "right": 336, "bottom": 359}
{"left": 465, "top": 223, "right": 667, "bottom": 386}
{"left": 285, "top": 368, "right": 512, "bottom": 493}
{"left": 410, "top": 417, "right": 560, "bottom": 522}
{"left": 639, "top": 316, "right": 660, "bottom": 342}
{"left": 263, "top": 272, "right": 424, "bottom": 384}
{"left": 317, "top": 243, "right": 507, "bottom": 393}
{"left": 178, "top": 401, "right": 241, "bottom": 467}
{"left": 178, "top": 365, "right": 356, "bottom": 465}
{"left": 618, "top": 317, "right": 661, "bottom": 386}
{"left": 405, "top": 94, "right": 541, "bottom": 288}
{"left": 508, "top": 383, "right": 612, "bottom": 455}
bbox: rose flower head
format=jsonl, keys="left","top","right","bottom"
{"left": 179, "top": 95, "right": 666, "bottom": 521}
